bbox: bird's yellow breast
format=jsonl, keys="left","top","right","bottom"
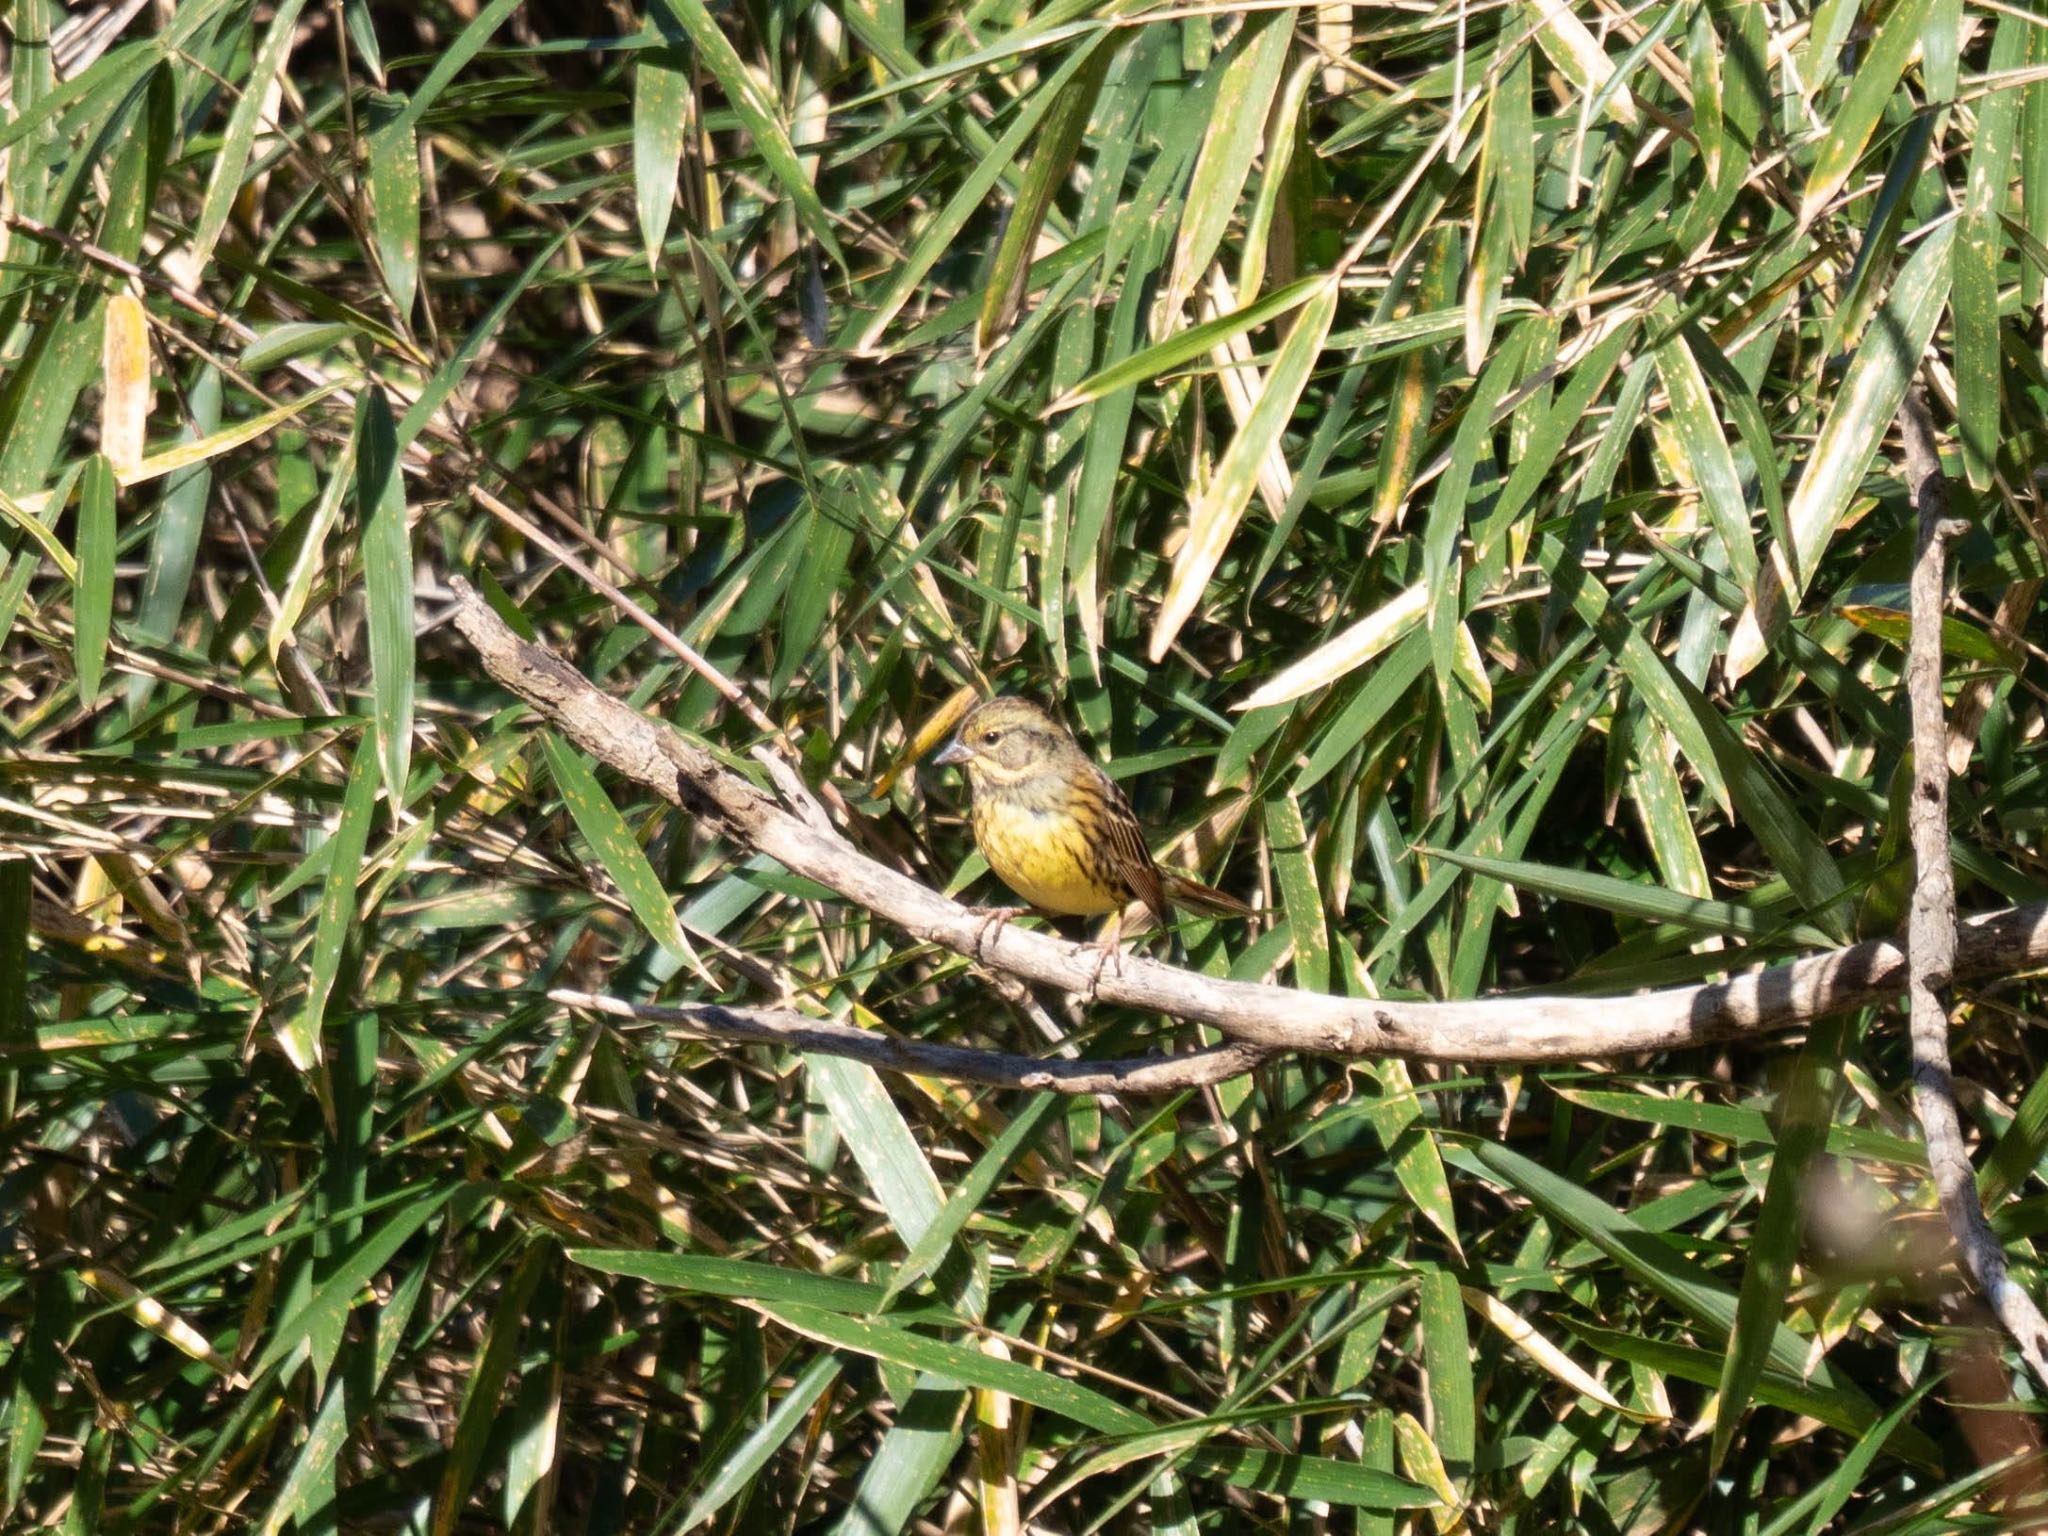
{"left": 972, "top": 796, "right": 1126, "bottom": 916}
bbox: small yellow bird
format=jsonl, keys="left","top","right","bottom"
{"left": 932, "top": 697, "right": 1249, "bottom": 948}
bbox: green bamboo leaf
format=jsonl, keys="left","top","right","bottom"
{"left": 1826, "top": 115, "right": 1937, "bottom": 360}
{"left": 1655, "top": 329, "right": 1758, "bottom": 591}
{"left": 365, "top": 92, "right": 421, "bottom": 319}
{"left": 73, "top": 454, "right": 115, "bottom": 706}
{"left": 1151, "top": 276, "right": 1337, "bottom": 661}
{"left": 284, "top": 727, "right": 381, "bottom": 1072}
{"left": 837, "top": 1376, "right": 966, "bottom": 1536}
{"left": 1365, "top": 1059, "right": 1463, "bottom": 1258}
{"left": 270, "top": 433, "right": 357, "bottom": 667}
{"left": 1955, "top": 16, "right": 2028, "bottom": 489}
{"left": 431, "top": 1242, "right": 550, "bottom": 1536}
{"left": 773, "top": 469, "right": 862, "bottom": 695}
{"left": 1788, "top": 1377, "right": 1940, "bottom": 1534}
{"left": 978, "top": 34, "right": 1117, "bottom": 351}
{"left": 1525, "top": 0, "right": 1638, "bottom": 126}
{"left": 0, "top": 67, "right": 168, "bottom": 649}
{"left": 0, "top": 485, "right": 75, "bottom": 581}
{"left": 567, "top": 1250, "right": 890, "bottom": 1313}
{"left": 356, "top": 388, "right": 414, "bottom": 805}
{"left": 1236, "top": 52, "right": 1315, "bottom": 302}
{"left": 1979, "top": 1069, "right": 2048, "bottom": 1208}
{"left": 633, "top": 38, "right": 692, "bottom": 271}
{"left": 1797, "top": 0, "right": 1937, "bottom": 223}
{"left": 1428, "top": 328, "right": 1532, "bottom": 693}
{"left": 0, "top": 858, "right": 26, "bottom": 1133}
{"left": 1418, "top": 1268, "right": 1474, "bottom": 1477}
{"left": 883, "top": 1094, "right": 1062, "bottom": 1308}
{"left": 132, "top": 366, "right": 222, "bottom": 653}
{"left": 1160, "top": 10, "right": 1294, "bottom": 321}
{"left": 1181, "top": 1446, "right": 1438, "bottom": 1509}
{"left": 99, "top": 381, "right": 346, "bottom": 497}
{"left": 1452, "top": 1140, "right": 1862, "bottom": 1393}
{"left": 759, "top": 1302, "right": 1151, "bottom": 1436}
{"left": 1728, "top": 218, "right": 1955, "bottom": 677}
{"left": 256, "top": 1374, "right": 351, "bottom": 1536}
{"left": 852, "top": 39, "right": 1105, "bottom": 353}
{"left": 1550, "top": 1087, "right": 1922, "bottom": 1164}
{"left": 650, "top": 0, "right": 845, "bottom": 272}
{"left": 1561, "top": 1321, "right": 1938, "bottom": 1466}
{"left": 807, "top": 1054, "right": 945, "bottom": 1251}
{"left": 2025, "top": 24, "right": 2048, "bottom": 317}
{"left": 3, "top": 1273, "right": 62, "bottom": 1522}
{"left": 1429, "top": 848, "right": 1835, "bottom": 946}
{"left": 674, "top": 1354, "right": 842, "bottom": 1530}
{"left": 1264, "top": 792, "right": 1329, "bottom": 991}
{"left": 396, "top": 225, "right": 572, "bottom": 451}
{"left": 382, "top": 0, "right": 521, "bottom": 139}
{"left": 190, "top": 0, "right": 312, "bottom": 269}
{"left": 539, "top": 731, "right": 700, "bottom": 970}
{"left": 1293, "top": 630, "right": 1432, "bottom": 795}
{"left": 1714, "top": 1021, "right": 1845, "bottom": 1469}
{"left": 247, "top": 1183, "right": 462, "bottom": 1380}
{"left": 1052, "top": 272, "right": 1328, "bottom": 413}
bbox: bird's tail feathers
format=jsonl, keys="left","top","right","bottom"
{"left": 1160, "top": 871, "right": 1254, "bottom": 918}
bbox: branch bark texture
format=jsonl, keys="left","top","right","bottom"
{"left": 1896, "top": 385, "right": 2048, "bottom": 1388}
{"left": 449, "top": 579, "right": 2048, "bottom": 1068}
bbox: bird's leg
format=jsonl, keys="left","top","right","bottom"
{"left": 1077, "top": 910, "right": 1126, "bottom": 1004}
{"left": 965, "top": 904, "right": 1031, "bottom": 960}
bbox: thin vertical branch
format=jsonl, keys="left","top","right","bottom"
{"left": 1898, "top": 383, "right": 2048, "bottom": 1389}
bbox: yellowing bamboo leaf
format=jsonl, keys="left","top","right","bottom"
{"left": 0, "top": 486, "right": 77, "bottom": 580}
{"left": 1464, "top": 1287, "right": 1645, "bottom": 1417}
{"left": 1205, "top": 269, "right": 1293, "bottom": 522}
{"left": 1237, "top": 582, "right": 1428, "bottom": 711}
{"left": 79, "top": 1267, "right": 245, "bottom": 1384}
{"left": 100, "top": 292, "right": 149, "bottom": 475}
{"left": 1452, "top": 620, "right": 1491, "bottom": 711}
{"left": 1393, "top": 1411, "right": 1461, "bottom": 1510}
{"left": 117, "top": 382, "right": 347, "bottom": 492}
{"left": 1525, "top": 0, "right": 1640, "bottom": 127}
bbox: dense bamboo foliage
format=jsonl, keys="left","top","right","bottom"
{"left": 4, "top": 0, "right": 2048, "bottom": 1528}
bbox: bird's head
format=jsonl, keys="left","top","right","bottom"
{"left": 933, "top": 697, "right": 1074, "bottom": 786}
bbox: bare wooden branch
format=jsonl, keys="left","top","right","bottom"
{"left": 449, "top": 579, "right": 2048, "bottom": 1066}
{"left": 550, "top": 990, "right": 1284, "bottom": 1094}
{"left": 1897, "top": 384, "right": 2048, "bottom": 1389}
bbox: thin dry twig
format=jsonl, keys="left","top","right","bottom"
{"left": 1897, "top": 384, "right": 2048, "bottom": 1390}
{"left": 550, "top": 991, "right": 1283, "bottom": 1094}
{"left": 447, "top": 579, "right": 2048, "bottom": 1071}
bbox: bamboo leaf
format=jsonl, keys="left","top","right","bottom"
{"left": 633, "top": 38, "right": 692, "bottom": 271}
{"left": 978, "top": 34, "right": 1117, "bottom": 351}
{"left": 356, "top": 387, "right": 414, "bottom": 806}
{"left": 73, "top": 454, "right": 115, "bottom": 707}
{"left": 1160, "top": 11, "right": 1294, "bottom": 323}
{"left": 365, "top": 93, "right": 422, "bottom": 319}
{"left": 1728, "top": 219, "right": 1955, "bottom": 679}
{"left": 1954, "top": 16, "right": 2028, "bottom": 489}
{"left": 1797, "top": 0, "right": 1937, "bottom": 223}
{"left": 650, "top": 0, "right": 845, "bottom": 271}
{"left": 1151, "top": 277, "right": 1336, "bottom": 661}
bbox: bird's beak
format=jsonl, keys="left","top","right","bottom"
{"left": 933, "top": 737, "right": 972, "bottom": 767}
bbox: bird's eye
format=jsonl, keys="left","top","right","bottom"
{"left": 982, "top": 729, "right": 1004, "bottom": 745}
